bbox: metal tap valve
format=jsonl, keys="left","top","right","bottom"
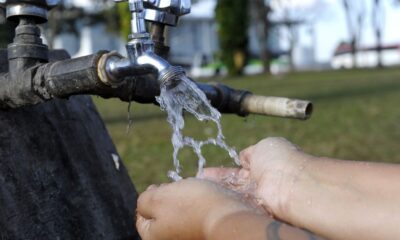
{"left": 0, "top": 0, "right": 60, "bottom": 23}
{"left": 101, "top": 0, "right": 181, "bottom": 86}
{"left": 143, "top": 0, "right": 191, "bottom": 26}
{"left": 115, "top": 0, "right": 149, "bottom": 39}
{"left": 115, "top": 0, "right": 190, "bottom": 27}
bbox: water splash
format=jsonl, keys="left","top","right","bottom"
{"left": 156, "top": 75, "right": 239, "bottom": 181}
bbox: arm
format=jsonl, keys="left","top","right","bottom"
{"left": 208, "top": 137, "right": 400, "bottom": 240}
{"left": 209, "top": 211, "right": 320, "bottom": 240}
{"left": 284, "top": 155, "right": 400, "bottom": 240}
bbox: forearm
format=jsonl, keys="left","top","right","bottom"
{"left": 207, "top": 211, "right": 322, "bottom": 240}
{"left": 286, "top": 157, "right": 400, "bottom": 240}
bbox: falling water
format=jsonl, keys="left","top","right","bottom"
{"left": 156, "top": 75, "right": 239, "bottom": 181}
{"left": 126, "top": 101, "right": 134, "bottom": 134}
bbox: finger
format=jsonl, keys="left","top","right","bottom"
{"left": 137, "top": 187, "right": 160, "bottom": 219}
{"left": 136, "top": 214, "right": 154, "bottom": 240}
{"left": 200, "top": 168, "right": 241, "bottom": 182}
{"left": 238, "top": 168, "right": 250, "bottom": 180}
{"left": 146, "top": 184, "right": 158, "bottom": 191}
{"left": 239, "top": 145, "right": 256, "bottom": 169}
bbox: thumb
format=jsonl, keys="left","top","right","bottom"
{"left": 200, "top": 167, "right": 241, "bottom": 182}
{"left": 136, "top": 214, "right": 154, "bottom": 240}
{"left": 239, "top": 145, "right": 256, "bottom": 169}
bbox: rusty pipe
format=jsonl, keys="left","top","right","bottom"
{"left": 241, "top": 95, "right": 313, "bottom": 120}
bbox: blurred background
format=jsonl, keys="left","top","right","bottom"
{"left": 2, "top": 0, "right": 399, "bottom": 192}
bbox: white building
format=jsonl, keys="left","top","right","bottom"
{"left": 53, "top": 0, "right": 314, "bottom": 76}
{"left": 52, "top": 23, "right": 125, "bottom": 59}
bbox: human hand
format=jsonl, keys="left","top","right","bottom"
{"left": 201, "top": 137, "right": 315, "bottom": 219}
{"left": 136, "top": 178, "right": 257, "bottom": 240}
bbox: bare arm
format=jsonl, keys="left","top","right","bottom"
{"left": 208, "top": 211, "right": 322, "bottom": 240}
{"left": 284, "top": 156, "right": 400, "bottom": 240}
{"left": 215, "top": 137, "right": 400, "bottom": 240}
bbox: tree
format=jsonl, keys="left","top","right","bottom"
{"left": 215, "top": 0, "right": 249, "bottom": 76}
{"left": 270, "top": 0, "right": 328, "bottom": 71}
{"left": 250, "top": 0, "right": 272, "bottom": 74}
{"left": 45, "top": 0, "right": 120, "bottom": 48}
{"left": 372, "top": 0, "right": 385, "bottom": 68}
{"left": 341, "top": 0, "right": 367, "bottom": 68}
{"left": 116, "top": 2, "right": 131, "bottom": 39}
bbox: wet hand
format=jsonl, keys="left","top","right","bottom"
{"left": 201, "top": 137, "right": 315, "bottom": 219}
{"left": 136, "top": 178, "right": 257, "bottom": 240}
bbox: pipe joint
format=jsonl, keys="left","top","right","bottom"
{"left": 99, "top": 49, "right": 174, "bottom": 87}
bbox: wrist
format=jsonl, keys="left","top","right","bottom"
{"left": 268, "top": 153, "right": 321, "bottom": 222}
{"left": 204, "top": 203, "right": 256, "bottom": 240}
{"left": 206, "top": 210, "right": 269, "bottom": 240}
{"left": 283, "top": 155, "right": 332, "bottom": 229}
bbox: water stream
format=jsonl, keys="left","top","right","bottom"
{"left": 156, "top": 75, "right": 239, "bottom": 181}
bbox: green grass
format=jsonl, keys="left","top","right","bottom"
{"left": 94, "top": 68, "right": 400, "bottom": 192}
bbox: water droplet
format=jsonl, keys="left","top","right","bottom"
{"left": 168, "top": 171, "right": 183, "bottom": 181}
{"left": 126, "top": 100, "right": 134, "bottom": 134}
{"left": 111, "top": 153, "right": 120, "bottom": 171}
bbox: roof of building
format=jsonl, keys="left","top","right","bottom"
{"left": 334, "top": 42, "right": 400, "bottom": 56}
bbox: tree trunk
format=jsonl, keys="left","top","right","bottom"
{"left": 373, "top": 0, "right": 384, "bottom": 68}
{"left": 342, "top": 0, "right": 358, "bottom": 68}
{"left": 288, "top": 24, "right": 296, "bottom": 72}
{"left": 251, "top": 0, "right": 271, "bottom": 73}
{"left": 351, "top": 37, "right": 357, "bottom": 68}
{"left": 376, "top": 29, "right": 383, "bottom": 68}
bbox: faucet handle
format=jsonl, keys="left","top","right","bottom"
{"left": 0, "top": 0, "right": 60, "bottom": 8}
{"left": 143, "top": 0, "right": 191, "bottom": 26}
{"left": 46, "top": 0, "right": 60, "bottom": 8}
{"left": 0, "top": 0, "right": 60, "bottom": 23}
{"left": 144, "top": 0, "right": 190, "bottom": 16}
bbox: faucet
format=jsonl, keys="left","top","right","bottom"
{"left": 0, "top": 0, "right": 188, "bottom": 107}
{"left": 0, "top": 0, "right": 313, "bottom": 120}
{"left": 98, "top": 0, "right": 190, "bottom": 87}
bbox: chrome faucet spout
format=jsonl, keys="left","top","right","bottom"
{"left": 136, "top": 52, "right": 170, "bottom": 74}
{"left": 100, "top": 51, "right": 173, "bottom": 85}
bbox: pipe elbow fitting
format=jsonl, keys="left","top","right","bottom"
{"left": 98, "top": 51, "right": 184, "bottom": 87}
{"left": 136, "top": 52, "right": 170, "bottom": 77}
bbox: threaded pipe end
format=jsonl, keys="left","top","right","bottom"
{"left": 158, "top": 66, "right": 185, "bottom": 88}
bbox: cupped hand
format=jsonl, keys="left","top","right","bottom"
{"left": 136, "top": 178, "right": 257, "bottom": 240}
{"left": 201, "top": 137, "right": 315, "bottom": 219}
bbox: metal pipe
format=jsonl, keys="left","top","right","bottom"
{"left": 196, "top": 83, "right": 250, "bottom": 116}
{"left": 40, "top": 53, "right": 105, "bottom": 98}
{"left": 196, "top": 83, "right": 313, "bottom": 120}
{"left": 241, "top": 95, "right": 313, "bottom": 120}
{"left": 0, "top": 48, "right": 314, "bottom": 121}
{"left": 149, "top": 23, "right": 170, "bottom": 58}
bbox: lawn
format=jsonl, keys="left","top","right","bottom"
{"left": 94, "top": 68, "right": 400, "bottom": 192}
